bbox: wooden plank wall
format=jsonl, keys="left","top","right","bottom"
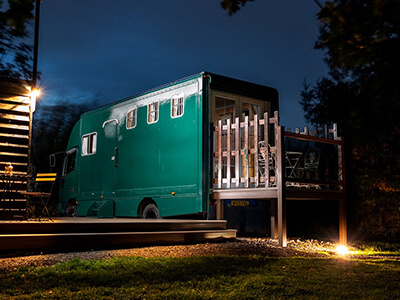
{"left": 0, "top": 79, "right": 32, "bottom": 219}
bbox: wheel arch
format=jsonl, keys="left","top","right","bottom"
{"left": 137, "top": 198, "right": 159, "bottom": 217}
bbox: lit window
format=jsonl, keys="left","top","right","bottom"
{"left": 171, "top": 92, "right": 184, "bottom": 118}
{"left": 82, "top": 132, "right": 97, "bottom": 156}
{"left": 147, "top": 101, "right": 159, "bottom": 124}
{"left": 126, "top": 107, "right": 137, "bottom": 129}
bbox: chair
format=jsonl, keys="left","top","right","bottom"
{"left": 21, "top": 173, "right": 57, "bottom": 220}
{"left": 303, "top": 148, "right": 320, "bottom": 180}
{"left": 259, "top": 141, "right": 276, "bottom": 186}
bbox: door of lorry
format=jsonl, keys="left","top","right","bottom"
{"left": 60, "top": 148, "right": 78, "bottom": 207}
{"left": 210, "top": 91, "right": 269, "bottom": 182}
{"left": 101, "top": 119, "right": 118, "bottom": 205}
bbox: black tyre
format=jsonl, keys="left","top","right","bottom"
{"left": 65, "top": 204, "right": 78, "bottom": 217}
{"left": 141, "top": 203, "right": 160, "bottom": 219}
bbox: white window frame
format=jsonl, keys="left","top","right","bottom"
{"left": 81, "top": 132, "right": 97, "bottom": 156}
{"left": 126, "top": 106, "right": 137, "bottom": 129}
{"left": 171, "top": 92, "right": 184, "bottom": 118}
{"left": 147, "top": 100, "right": 159, "bottom": 124}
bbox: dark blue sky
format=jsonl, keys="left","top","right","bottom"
{"left": 37, "top": 0, "right": 327, "bottom": 129}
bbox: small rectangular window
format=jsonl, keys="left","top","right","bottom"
{"left": 82, "top": 132, "right": 97, "bottom": 156}
{"left": 64, "top": 149, "right": 77, "bottom": 175}
{"left": 126, "top": 107, "right": 137, "bottom": 129}
{"left": 171, "top": 92, "right": 184, "bottom": 118}
{"left": 147, "top": 101, "right": 159, "bottom": 124}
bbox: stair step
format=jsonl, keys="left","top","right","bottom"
{"left": 0, "top": 229, "right": 237, "bottom": 251}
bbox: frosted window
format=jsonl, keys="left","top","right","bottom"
{"left": 127, "top": 107, "right": 137, "bottom": 129}
{"left": 82, "top": 133, "right": 97, "bottom": 156}
{"left": 171, "top": 92, "right": 184, "bottom": 118}
{"left": 147, "top": 101, "right": 159, "bottom": 124}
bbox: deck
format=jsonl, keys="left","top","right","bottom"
{"left": 212, "top": 111, "right": 346, "bottom": 247}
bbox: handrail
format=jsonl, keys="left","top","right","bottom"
{"left": 284, "top": 131, "right": 342, "bottom": 145}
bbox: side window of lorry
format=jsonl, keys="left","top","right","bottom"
{"left": 64, "top": 149, "right": 76, "bottom": 175}
{"left": 147, "top": 101, "right": 159, "bottom": 124}
{"left": 82, "top": 132, "right": 97, "bottom": 156}
{"left": 126, "top": 106, "right": 137, "bottom": 129}
{"left": 171, "top": 92, "right": 184, "bottom": 118}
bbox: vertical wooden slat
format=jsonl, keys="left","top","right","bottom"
{"left": 333, "top": 123, "right": 338, "bottom": 140}
{"left": 244, "top": 115, "right": 249, "bottom": 188}
{"left": 274, "top": 111, "right": 279, "bottom": 149}
{"left": 264, "top": 112, "right": 269, "bottom": 187}
{"left": 217, "top": 120, "right": 222, "bottom": 189}
{"left": 226, "top": 118, "right": 231, "bottom": 188}
{"left": 254, "top": 114, "right": 259, "bottom": 187}
{"left": 235, "top": 117, "right": 240, "bottom": 188}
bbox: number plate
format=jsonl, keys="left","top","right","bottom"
{"left": 231, "top": 200, "right": 249, "bottom": 207}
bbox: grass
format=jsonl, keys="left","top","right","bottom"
{"left": 349, "top": 242, "right": 400, "bottom": 256}
{"left": 1, "top": 255, "right": 400, "bottom": 299}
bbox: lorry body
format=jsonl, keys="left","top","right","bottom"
{"left": 57, "top": 72, "right": 278, "bottom": 218}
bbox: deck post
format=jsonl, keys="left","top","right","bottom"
{"left": 216, "top": 199, "right": 224, "bottom": 220}
{"left": 270, "top": 198, "right": 277, "bottom": 238}
{"left": 338, "top": 137, "right": 347, "bottom": 245}
{"left": 276, "top": 126, "right": 287, "bottom": 247}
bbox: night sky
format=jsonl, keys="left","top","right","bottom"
{"left": 36, "top": 0, "right": 327, "bottom": 129}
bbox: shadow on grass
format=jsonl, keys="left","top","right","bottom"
{"left": 2, "top": 256, "right": 400, "bottom": 299}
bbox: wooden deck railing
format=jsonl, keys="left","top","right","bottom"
{"left": 213, "top": 110, "right": 344, "bottom": 192}
{"left": 212, "top": 110, "right": 347, "bottom": 247}
{"left": 214, "top": 111, "right": 281, "bottom": 189}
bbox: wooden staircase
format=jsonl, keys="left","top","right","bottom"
{"left": 0, "top": 78, "right": 32, "bottom": 220}
{"left": 0, "top": 218, "right": 237, "bottom": 253}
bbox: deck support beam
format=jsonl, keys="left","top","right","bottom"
{"left": 276, "top": 126, "right": 287, "bottom": 247}
{"left": 338, "top": 137, "right": 347, "bottom": 245}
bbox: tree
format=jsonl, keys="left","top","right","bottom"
{"left": 221, "top": 0, "right": 400, "bottom": 241}
{"left": 32, "top": 100, "right": 95, "bottom": 173}
{"left": 300, "top": 0, "right": 400, "bottom": 242}
{"left": 0, "top": 0, "right": 35, "bottom": 79}
{"left": 220, "top": 0, "right": 253, "bottom": 15}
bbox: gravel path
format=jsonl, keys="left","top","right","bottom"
{"left": 0, "top": 238, "right": 397, "bottom": 273}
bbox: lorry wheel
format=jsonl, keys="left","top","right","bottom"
{"left": 66, "top": 204, "right": 78, "bottom": 217}
{"left": 141, "top": 203, "right": 160, "bottom": 219}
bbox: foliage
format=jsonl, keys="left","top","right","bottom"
{"left": 299, "top": 0, "right": 400, "bottom": 242}
{"left": 352, "top": 241, "right": 400, "bottom": 255}
{"left": 31, "top": 100, "right": 94, "bottom": 173}
{"left": 219, "top": 0, "right": 400, "bottom": 242}
{"left": 0, "top": 0, "right": 35, "bottom": 79}
{"left": 220, "top": 0, "right": 253, "bottom": 15}
{"left": 301, "top": 0, "right": 400, "bottom": 138}
{"left": 1, "top": 255, "right": 400, "bottom": 299}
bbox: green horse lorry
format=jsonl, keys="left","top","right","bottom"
{"left": 55, "top": 72, "right": 278, "bottom": 218}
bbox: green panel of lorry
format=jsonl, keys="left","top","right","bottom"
{"left": 60, "top": 74, "right": 205, "bottom": 217}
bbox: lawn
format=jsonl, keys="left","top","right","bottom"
{"left": 1, "top": 254, "right": 400, "bottom": 299}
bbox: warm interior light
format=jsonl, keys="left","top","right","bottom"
{"left": 335, "top": 245, "right": 349, "bottom": 255}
